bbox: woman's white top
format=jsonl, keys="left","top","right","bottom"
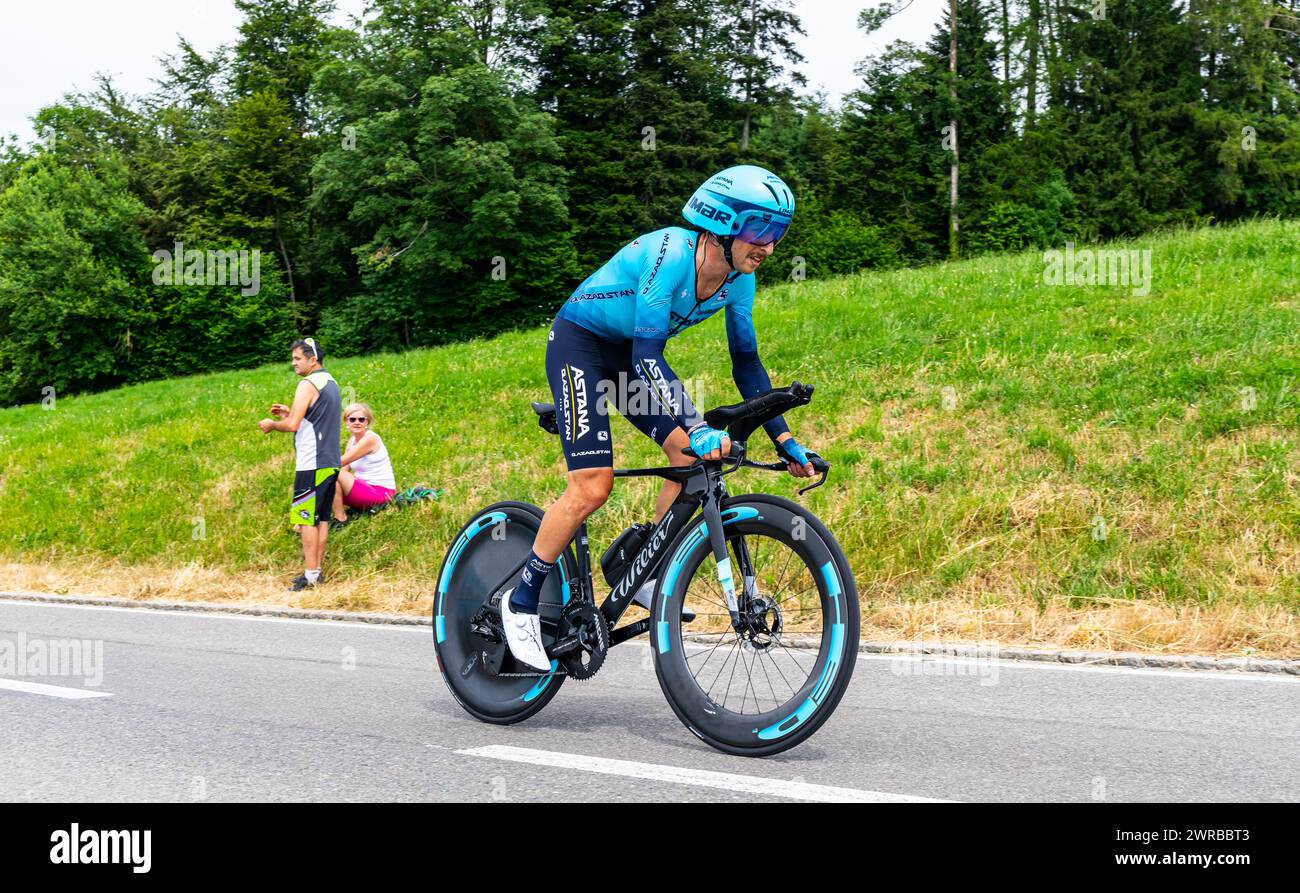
{"left": 349, "top": 432, "right": 396, "bottom": 490}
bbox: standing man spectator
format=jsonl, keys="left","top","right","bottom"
{"left": 259, "top": 337, "right": 342, "bottom": 591}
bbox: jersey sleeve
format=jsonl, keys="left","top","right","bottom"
{"left": 725, "top": 283, "right": 789, "bottom": 443}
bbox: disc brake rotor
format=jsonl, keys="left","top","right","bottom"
{"left": 740, "top": 593, "right": 783, "bottom": 651}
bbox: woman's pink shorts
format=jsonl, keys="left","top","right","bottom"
{"left": 344, "top": 479, "right": 397, "bottom": 510}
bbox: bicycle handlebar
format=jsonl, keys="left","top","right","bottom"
{"left": 703, "top": 381, "right": 815, "bottom": 445}
{"left": 683, "top": 382, "right": 831, "bottom": 494}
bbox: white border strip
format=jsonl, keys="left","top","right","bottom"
{"left": 0, "top": 597, "right": 430, "bottom": 632}
{"left": 3, "top": 597, "right": 1296, "bottom": 682}
{"left": 457, "top": 744, "right": 953, "bottom": 803}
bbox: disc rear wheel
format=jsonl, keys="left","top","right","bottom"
{"left": 433, "top": 502, "right": 577, "bottom": 724}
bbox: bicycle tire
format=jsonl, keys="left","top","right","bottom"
{"left": 649, "top": 494, "right": 859, "bottom": 756}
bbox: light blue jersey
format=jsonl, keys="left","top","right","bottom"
{"left": 556, "top": 227, "right": 760, "bottom": 354}
{"left": 551, "top": 226, "right": 786, "bottom": 440}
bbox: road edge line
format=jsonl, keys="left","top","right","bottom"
{"left": 2, "top": 590, "right": 1296, "bottom": 675}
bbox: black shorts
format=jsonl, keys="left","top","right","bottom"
{"left": 546, "top": 317, "right": 680, "bottom": 471}
{"left": 291, "top": 468, "right": 339, "bottom": 526}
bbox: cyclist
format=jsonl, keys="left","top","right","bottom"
{"left": 501, "top": 165, "right": 818, "bottom": 670}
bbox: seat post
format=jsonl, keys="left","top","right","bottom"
{"left": 574, "top": 518, "right": 593, "bottom": 598}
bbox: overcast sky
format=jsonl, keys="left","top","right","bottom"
{"left": 1, "top": 0, "right": 945, "bottom": 146}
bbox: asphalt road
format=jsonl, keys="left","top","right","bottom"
{"left": 2, "top": 598, "right": 1297, "bottom": 802}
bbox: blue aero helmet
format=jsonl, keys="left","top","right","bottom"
{"left": 682, "top": 165, "right": 795, "bottom": 269}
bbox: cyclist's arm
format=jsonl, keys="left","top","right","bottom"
{"left": 725, "top": 297, "right": 790, "bottom": 443}
{"left": 631, "top": 233, "right": 705, "bottom": 431}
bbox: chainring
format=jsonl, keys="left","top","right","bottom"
{"left": 555, "top": 601, "right": 610, "bottom": 681}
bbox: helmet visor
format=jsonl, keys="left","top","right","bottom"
{"left": 735, "top": 215, "right": 789, "bottom": 247}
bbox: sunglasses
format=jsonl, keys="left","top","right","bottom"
{"left": 735, "top": 215, "right": 789, "bottom": 247}
{"left": 347, "top": 416, "right": 369, "bottom": 423}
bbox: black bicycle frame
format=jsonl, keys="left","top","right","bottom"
{"left": 489, "top": 383, "right": 826, "bottom": 655}
{"left": 572, "top": 457, "right": 731, "bottom": 646}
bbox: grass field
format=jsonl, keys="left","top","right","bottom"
{"left": 4, "top": 220, "right": 1299, "bottom": 656}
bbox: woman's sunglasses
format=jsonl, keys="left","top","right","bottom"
{"left": 347, "top": 416, "right": 369, "bottom": 423}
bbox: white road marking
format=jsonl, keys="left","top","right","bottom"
{"left": 457, "top": 744, "right": 953, "bottom": 803}
{"left": 0, "top": 597, "right": 429, "bottom": 632}
{"left": 2, "top": 598, "right": 1295, "bottom": 684}
{"left": 0, "top": 678, "right": 113, "bottom": 699}
{"left": 854, "top": 652, "right": 1300, "bottom": 684}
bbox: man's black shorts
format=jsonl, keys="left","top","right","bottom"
{"left": 291, "top": 468, "right": 339, "bottom": 526}
{"left": 545, "top": 317, "right": 680, "bottom": 471}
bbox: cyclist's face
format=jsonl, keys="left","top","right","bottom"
{"left": 291, "top": 348, "right": 309, "bottom": 375}
{"left": 732, "top": 236, "right": 777, "bottom": 274}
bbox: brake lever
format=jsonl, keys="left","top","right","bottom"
{"left": 797, "top": 453, "right": 830, "bottom": 496}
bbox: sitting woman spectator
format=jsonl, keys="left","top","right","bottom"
{"left": 331, "top": 403, "right": 397, "bottom": 523}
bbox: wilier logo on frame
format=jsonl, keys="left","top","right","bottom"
{"left": 152, "top": 241, "right": 261, "bottom": 296}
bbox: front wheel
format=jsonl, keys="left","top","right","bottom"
{"left": 433, "top": 501, "right": 577, "bottom": 724}
{"left": 650, "top": 495, "right": 859, "bottom": 756}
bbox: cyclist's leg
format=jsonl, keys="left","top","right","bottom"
{"left": 540, "top": 316, "right": 619, "bottom": 549}
{"left": 652, "top": 428, "right": 693, "bottom": 520}
{"left": 509, "top": 319, "right": 617, "bottom": 613}
{"left": 613, "top": 356, "right": 690, "bottom": 523}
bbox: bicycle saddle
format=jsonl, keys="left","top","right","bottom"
{"left": 532, "top": 401, "right": 559, "bottom": 435}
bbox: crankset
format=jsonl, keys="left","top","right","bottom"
{"left": 551, "top": 602, "right": 610, "bottom": 680}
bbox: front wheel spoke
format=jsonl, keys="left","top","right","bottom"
{"left": 741, "top": 642, "right": 765, "bottom": 714}
{"left": 772, "top": 637, "right": 818, "bottom": 681}
{"left": 757, "top": 646, "right": 796, "bottom": 703}
{"left": 712, "top": 639, "right": 743, "bottom": 707}
{"left": 688, "top": 630, "right": 738, "bottom": 686}
{"left": 719, "top": 637, "right": 744, "bottom": 710}
{"left": 772, "top": 546, "right": 798, "bottom": 599}
{"left": 772, "top": 581, "right": 818, "bottom": 623}
{"left": 742, "top": 645, "right": 767, "bottom": 714}
{"left": 689, "top": 585, "right": 732, "bottom": 614}
{"left": 685, "top": 629, "right": 737, "bottom": 663}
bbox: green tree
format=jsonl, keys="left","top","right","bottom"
{"left": 841, "top": 42, "right": 946, "bottom": 261}
{"left": 0, "top": 154, "right": 150, "bottom": 403}
{"left": 312, "top": 0, "right": 576, "bottom": 352}
{"left": 714, "top": 0, "right": 807, "bottom": 150}
{"left": 1188, "top": 0, "right": 1300, "bottom": 219}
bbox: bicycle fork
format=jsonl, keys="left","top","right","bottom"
{"left": 699, "top": 488, "right": 754, "bottom": 632}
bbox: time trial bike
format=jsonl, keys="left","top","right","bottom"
{"left": 432, "top": 382, "right": 859, "bottom": 756}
